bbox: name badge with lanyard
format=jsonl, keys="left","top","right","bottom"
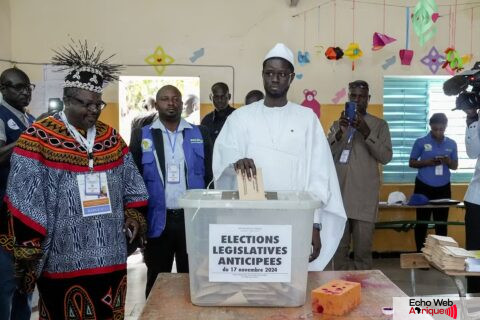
{"left": 339, "top": 127, "right": 356, "bottom": 164}
{"left": 166, "top": 128, "right": 181, "bottom": 184}
{"left": 60, "top": 112, "right": 112, "bottom": 216}
{"left": 435, "top": 164, "right": 444, "bottom": 176}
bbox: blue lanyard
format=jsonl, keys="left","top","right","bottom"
{"left": 347, "top": 126, "right": 356, "bottom": 144}
{"left": 166, "top": 128, "right": 179, "bottom": 160}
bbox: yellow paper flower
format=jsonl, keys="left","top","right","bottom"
{"left": 344, "top": 43, "right": 363, "bottom": 61}
{"left": 145, "top": 46, "right": 175, "bottom": 75}
{"left": 462, "top": 54, "right": 473, "bottom": 65}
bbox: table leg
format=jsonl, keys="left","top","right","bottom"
{"left": 453, "top": 276, "right": 466, "bottom": 297}
{"left": 410, "top": 269, "right": 416, "bottom": 296}
{"left": 451, "top": 276, "right": 480, "bottom": 320}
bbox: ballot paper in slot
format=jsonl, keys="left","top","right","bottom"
{"left": 236, "top": 168, "right": 266, "bottom": 200}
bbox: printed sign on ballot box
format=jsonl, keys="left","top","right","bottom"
{"left": 209, "top": 224, "right": 292, "bottom": 282}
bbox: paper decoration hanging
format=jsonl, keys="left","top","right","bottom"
{"left": 444, "top": 64, "right": 455, "bottom": 75}
{"left": 399, "top": 7, "right": 414, "bottom": 65}
{"left": 189, "top": 48, "right": 204, "bottom": 63}
{"left": 325, "top": 47, "right": 344, "bottom": 60}
{"left": 301, "top": 89, "right": 321, "bottom": 118}
{"left": 326, "top": 0, "right": 341, "bottom": 62}
{"left": 373, "top": 0, "right": 396, "bottom": 51}
{"left": 420, "top": 46, "right": 444, "bottom": 74}
{"left": 145, "top": 46, "right": 175, "bottom": 75}
{"left": 400, "top": 50, "right": 414, "bottom": 65}
{"left": 442, "top": 47, "right": 464, "bottom": 73}
{"left": 298, "top": 51, "right": 311, "bottom": 66}
{"left": 346, "top": 0, "right": 361, "bottom": 70}
{"left": 462, "top": 54, "right": 473, "bottom": 65}
{"left": 464, "top": 9, "right": 475, "bottom": 67}
{"left": 296, "top": 73, "right": 304, "bottom": 80}
{"left": 331, "top": 88, "right": 346, "bottom": 104}
{"left": 372, "top": 32, "right": 396, "bottom": 51}
{"left": 412, "top": 0, "right": 438, "bottom": 47}
{"left": 382, "top": 56, "right": 396, "bottom": 70}
{"left": 344, "top": 43, "right": 363, "bottom": 70}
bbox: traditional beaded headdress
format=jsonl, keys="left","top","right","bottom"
{"left": 51, "top": 40, "right": 122, "bottom": 93}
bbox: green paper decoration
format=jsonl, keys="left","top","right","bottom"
{"left": 442, "top": 47, "right": 464, "bottom": 72}
{"left": 412, "top": 0, "right": 438, "bottom": 47}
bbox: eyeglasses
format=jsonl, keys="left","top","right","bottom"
{"left": 2, "top": 83, "right": 36, "bottom": 92}
{"left": 262, "top": 71, "right": 293, "bottom": 79}
{"left": 65, "top": 96, "right": 107, "bottom": 111}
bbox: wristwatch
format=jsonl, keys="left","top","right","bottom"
{"left": 313, "top": 223, "right": 322, "bottom": 231}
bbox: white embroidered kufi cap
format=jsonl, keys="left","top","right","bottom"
{"left": 264, "top": 43, "right": 295, "bottom": 69}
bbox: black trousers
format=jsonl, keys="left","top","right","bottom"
{"left": 465, "top": 201, "right": 480, "bottom": 293}
{"left": 413, "top": 178, "right": 451, "bottom": 252}
{"left": 144, "top": 209, "right": 189, "bottom": 297}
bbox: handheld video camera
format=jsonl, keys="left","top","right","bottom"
{"left": 443, "top": 61, "right": 480, "bottom": 111}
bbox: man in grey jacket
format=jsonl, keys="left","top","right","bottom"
{"left": 328, "top": 80, "right": 392, "bottom": 270}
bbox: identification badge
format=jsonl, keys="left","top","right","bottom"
{"left": 85, "top": 173, "right": 101, "bottom": 195}
{"left": 77, "top": 172, "right": 112, "bottom": 217}
{"left": 435, "top": 164, "right": 443, "bottom": 176}
{"left": 339, "top": 149, "right": 351, "bottom": 164}
{"left": 167, "top": 163, "right": 181, "bottom": 184}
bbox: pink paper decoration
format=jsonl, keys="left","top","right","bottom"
{"left": 331, "top": 88, "right": 347, "bottom": 104}
{"left": 399, "top": 49, "right": 414, "bottom": 65}
{"left": 399, "top": 7, "right": 414, "bottom": 66}
{"left": 372, "top": 32, "right": 396, "bottom": 51}
{"left": 444, "top": 64, "right": 455, "bottom": 75}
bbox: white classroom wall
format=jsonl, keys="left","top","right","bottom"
{"left": 1, "top": 0, "right": 479, "bottom": 105}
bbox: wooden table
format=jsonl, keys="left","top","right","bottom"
{"left": 428, "top": 258, "right": 480, "bottom": 297}
{"left": 139, "top": 270, "right": 407, "bottom": 320}
{"left": 401, "top": 253, "right": 480, "bottom": 297}
{"left": 376, "top": 202, "right": 465, "bottom": 232}
{"left": 424, "top": 257, "right": 480, "bottom": 317}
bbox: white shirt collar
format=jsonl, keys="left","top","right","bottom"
{"left": 151, "top": 117, "right": 192, "bottom": 132}
{"left": 261, "top": 100, "right": 292, "bottom": 110}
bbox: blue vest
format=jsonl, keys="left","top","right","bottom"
{"left": 0, "top": 104, "right": 35, "bottom": 200}
{"left": 141, "top": 124, "right": 206, "bottom": 238}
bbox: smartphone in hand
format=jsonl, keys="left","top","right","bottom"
{"left": 345, "top": 102, "right": 357, "bottom": 124}
{"left": 434, "top": 156, "right": 445, "bottom": 164}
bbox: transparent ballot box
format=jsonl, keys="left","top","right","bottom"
{"left": 178, "top": 190, "right": 321, "bottom": 307}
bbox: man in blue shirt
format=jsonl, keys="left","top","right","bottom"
{"left": 130, "top": 85, "right": 213, "bottom": 297}
{"left": 409, "top": 113, "right": 458, "bottom": 252}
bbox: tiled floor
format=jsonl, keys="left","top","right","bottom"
{"left": 30, "top": 252, "right": 464, "bottom": 319}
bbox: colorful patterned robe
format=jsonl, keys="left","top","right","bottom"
{"left": 5, "top": 115, "right": 148, "bottom": 320}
